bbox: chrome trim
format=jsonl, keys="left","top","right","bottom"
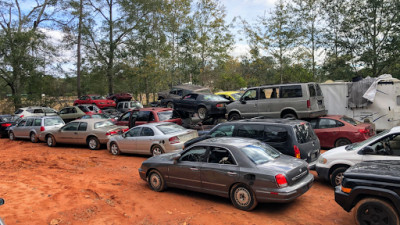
{"left": 169, "top": 176, "right": 201, "bottom": 183}
{"left": 202, "top": 181, "right": 226, "bottom": 187}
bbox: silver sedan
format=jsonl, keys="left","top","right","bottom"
{"left": 39, "top": 118, "right": 128, "bottom": 150}
{"left": 107, "top": 122, "right": 198, "bottom": 156}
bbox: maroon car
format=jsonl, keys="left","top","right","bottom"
{"left": 309, "top": 115, "right": 374, "bottom": 148}
{"left": 107, "top": 93, "right": 132, "bottom": 102}
{"left": 74, "top": 95, "right": 116, "bottom": 109}
{"left": 115, "top": 107, "right": 182, "bottom": 128}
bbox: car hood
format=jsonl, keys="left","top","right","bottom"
{"left": 320, "top": 145, "right": 349, "bottom": 158}
{"left": 344, "top": 160, "right": 400, "bottom": 182}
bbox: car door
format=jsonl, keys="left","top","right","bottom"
{"left": 180, "top": 94, "right": 198, "bottom": 112}
{"left": 168, "top": 146, "right": 207, "bottom": 191}
{"left": 315, "top": 118, "right": 341, "bottom": 147}
{"left": 257, "top": 87, "right": 280, "bottom": 117}
{"left": 201, "top": 146, "right": 239, "bottom": 195}
{"left": 237, "top": 88, "right": 259, "bottom": 118}
{"left": 118, "top": 127, "right": 141, "bottom": 153}
{"left": 135, "top": 111, "right": 152, "bottom": 126}
{"left": 75, "top": 122, "right": 88, "bottom": 144}
{"left": 57, "top": 122, "right": 80, "bottom": 143}
{"left": 20, "top": 118, "right": 34, "bottom": 138}
{"left": 13, "top": 119, "right": 27, "bottom": 137}
{"left": 135, "top": 127, "right": 155, "bottom": 154}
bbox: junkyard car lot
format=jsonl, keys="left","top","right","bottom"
{"left": 0, "top": 139, "right": 353, "bottom": 225}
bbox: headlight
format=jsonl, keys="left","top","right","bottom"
{"left": 318, "top": 156, "right": 327, "bottom": 164}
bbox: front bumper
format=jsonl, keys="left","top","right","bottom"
{"left": 334, "top": 186, "right": 352, "bottom": 212}
{"left": 316, "top": 165, "right": 330, "bottom": 181}
{"left": 138, "top": 168, "right": 147, "bottom": 181}
{"left": 255, "top": 173, "right": 314, "bottom": 203}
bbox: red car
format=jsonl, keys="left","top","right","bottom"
{"left": 107, "top": 93, "right": 132, "bottom": 102}
{"left": 309, "top": 115, "right": 375, "bottom": 148}
{"left": 74, "top": 95, "right": 116, "bottom": 109}
{"left": 114, "top": 107, "right": 182, "bottom": 127}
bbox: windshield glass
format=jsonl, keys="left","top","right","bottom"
{"left": 91, "top": 95, "right": 106, "bottom": 100}
{"left": 294, "top": 122, "right": 317, "bottom": 143}
{"left": 241, "top": 142, "right": 281, "bottom": 165}
{"left": 157, "top": 111, "right": 173, "bottom": 121}
{"left": 341, "top": 116, "right": 359, "bottom": 126}
{"left": 44, "top": 117, "right": 64, "bottom": 126}
{"left": 202, "top": 95, "right": 227, "bottom": 101}
{"left": 231, "top": 93, "right": 242, "bottom": 100}
{"left": 130, "top": 102, "right": 143, "bottom": 108}
{"left": 156, "top": 123, "right": 186, "bottom": 134}
{"left": 346, "top": 129, "right": 390, "bottom": 150}
{"left": 91, "top": 114, "right": 109, "bottom": 119}
{"left": 94, "top": 120, "right": 115, "bottom": 129}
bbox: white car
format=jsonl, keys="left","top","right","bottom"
{"left": 316, "top": 126, "right": 400, "bottom": 187}
{"left": 14, "top": 106, "right": 58, "bottom": 118}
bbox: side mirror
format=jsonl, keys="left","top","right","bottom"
{"left": 240, "top": 97, "right": 247, "bottom": 104}
{"left": 359, "top": 146, "right": 374, "bottom": 155}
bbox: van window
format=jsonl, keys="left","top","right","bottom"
{"left": 293, "top": 122, "right": 316, "bottom": 143}
{"left": 308, "top": 84, "right": 316, "bottom": 97}
{"left": 315, "top": 84, "right": 323, "bottom": 96}
{"left": 242, "top": 89, "right": 258, "bottom": 101}
{"left": 237, "top": 124, "right": 264, "bottom": 140}
{"left": 263, "top": 126, "right": 288, "bottom": 142}
{"left": 260, "top": 88, "right": 279, "bottom": 99}
{"left": 34, "top": 119, "right": 42, "bottom": 126}
{"left": 210, "top": 124, "right": 235, "bottom": 137}
{"left": 280, "top": 85, "right": 302, "bottom": 98}
{"left": 26, "top": 118, "right": 34, "bottom": 126}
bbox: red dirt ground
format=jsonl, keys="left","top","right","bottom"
{"left": 0, "top": 139, "right": 354, "bottom": 225}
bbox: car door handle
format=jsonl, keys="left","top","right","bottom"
{"left": 227, "top": 172, "right": 237, "bottom": 176}
{"left": 190, "top": 167, "right": 199, "bottom": 171}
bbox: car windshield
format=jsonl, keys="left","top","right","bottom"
{"left": 1, "top": 116, "right": 18, "bottom": 122}
{"left": 91, "top": 96, "right": 106, "bottom": 100}
{"left": 341, "top": 116, "right": 359, "bottom": 126}
{"left": 156, "top": 123, "right": 186, "bottom": 134}
{"left": 294, "top": 122, "right": 317, "bottom": 143}
{"left": 241, "top": 142, "right": 281, "bottom": 165}
{"left": 91, "top": 114, "right": 109, "bottom": 119}
{"left": 157, "top": 111, "right": 173, "bottom": 121}
{"left": 44, "top": 117, "right": 64, "bottom": 126}
{"left": 231, "top": 93, "right": 242, "bottom": 100}
{"left": 130, "top": 102, "right": 143, "bottom": 108}
{"left": 345, "top": 129, "right": 390, "bottom": 150}
{"left": 94, "top": 120, "right": 115, "bottom": 129}
{"left": 201, "top": 95, "right": 227, "bottom": 101}
{"left": 43, "top": 108, "right": 56, "bottom": 113}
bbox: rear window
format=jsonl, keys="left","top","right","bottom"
{"left": 78, "top": 105, "right": 89, "bottom": 112}
{"left": 308, "top": 84, "right": 316, "bottom": 97}
{"left": 280, "top": 85, "right": 302, "bottom": 98}
{"left": 341, "top": 116, "right": 359, "bottom": 126}
{"left": 44, "top": 117, "right": 64, "bottom": 126}
{"left": 156, "top": 123, "right": 186, "bottom": 134}
{"left": 293, "top": 122, "right": 317, "bottom": 143}
{"left": 130, "top": 102, "right": 143, "bottom": 108}
{"left": 264, "top": 126, "right": 288, "bottom": 142}
{"left": 94, "top": 120, "right": 114, "bottom": 129}
{"left": 315, "top": 84, "right": 322, "bottom": 96}
{"left": 14, "top": 109, "right": 24, "bottom": 114}
{"left": 241, "top": 142, "right": 281, "bottom": 165}
{"left": 1, "top": 116, "right": 18, "bottom": 122}
{"left": 201, "top": 95, "right": 227, "bottom": 101}
{"left": 157, "top": 111, "right": 173, "bottom": 121}
{"left": 43, "top": 108, "right": 56, "bottom": 113}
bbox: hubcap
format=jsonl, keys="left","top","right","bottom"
{"left": 198, "top": 108, "right": 206, "bottom": 119}
{"left": 47, "top": 137, "right": 52, "bottom": 146}
{"left": 335, "top": 173, "right": 344, "bottom": 186}
{"left": 89, "top": 139, "right": 97, "bottom": 149}
{"left": 359, "top": 204, "right": 392, "bottom": 225}
{"left": 111, "top": 144, "right": 118, "bottom": 155}
{"left": 152, "top": 147, "right": 162, "bottom": 156}
{"left": 9, "top": 133, "right": 14, "bottom": 140}
{"left": 31, "top": 134, "right": 35, "bottom": 142}
{"left": 234, "top": 187, "right": 251, "bottom": 207}
{"left": 150, "top": 173, "right": 161, "bottom": 189}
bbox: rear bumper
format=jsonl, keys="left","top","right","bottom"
{"left": 255, "top": 173, "right": 314, "bottom": 203}
{"left": 297, "top": 110, "right": 327, "bottom": 119}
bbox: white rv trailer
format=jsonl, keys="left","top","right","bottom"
{"left": 320, "top": 76, "right": 400, "bottom": 131}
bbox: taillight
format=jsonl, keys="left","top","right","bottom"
{"left": 1, "top": 123, "right": 12, "bottom": 127}
{"left": 20, "top": 115, "right": 24, "bottom": 118}
{"left": 106, "top": 130, "right": 118, "bottom": 136}
{"left": 40, "top": 126, "right": 45, "bottom": 132}
{"left": 294, "top": 145, "right": 301, "bottom": 159}
{"left": 275, "top": 174, "right": 288, "bottom": 188}
{"left": 122, "top": 128, "right": 129, "bottom": 132}
{"left": 216, "top": 103, "right": 225, "bottom": 108}
{"left": 169, "top": 136, "right": 180, "bottom": 144}
{"left": 358, "top": 128, "right": 368, "bottom": 134}
{"left": 307, "top": 100, "right": 310, "bottom": 109}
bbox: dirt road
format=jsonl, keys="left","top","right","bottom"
{"left": 0, "top": 139, "right": 353, "bottom": 225}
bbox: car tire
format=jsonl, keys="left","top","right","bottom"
{"left": 151, "top": 145, "right": 164, "bottom": 156}
{"left": 335, "top": 138, "right": 351, "bottom": 147}
{"left": 9, "top": 131, "right": 15, "bottom": 141}
{"left": 148, "top": 170, "right": 166, "bottom": 192}
{"left": 228, "top": 113, "right": 241, "bottom": 121}
{"left": 282, "top": 113, "right": 297, "bottom": 119}
{"left": 197, "top": 107, "right": 208, "bottom": 120}
{"left": 110, "top": 142, "right": 121, "bottom": 155}
{"left": 166, "top": 102, "right": 174, "bottom": 109}
{"left": 46, "top": 135, "right": 56, "bottom": 147}
{"left": 30, "top": 132, "right": 38, "bottom": 143}
{"left": 354, "top": 198, "right": 400, "bottom": 225}
{"left": 330, "top": 166, "right": 348, "bottom": 187}
{"left": 88, "top": 137, "right": 100, "bottom": 150}
{"left": 230, "top": 183, "right": 258, "bottom": 211}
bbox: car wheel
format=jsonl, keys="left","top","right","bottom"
{"left": 9, "top": 132, "right": 15, "bottom": 141}
{"left": 228, "top": 113, "right": 241, "bottom": 121}
{"left": 354, "top": 198, "right": 400, "bottom": 225}
{"left": 88, "top": 137, "right": 100, "bottom": 150}
{"left": 230, "top": 183, "right": 258, "bottom": 211}
{"left": 30, "top": 132, "right": 38, "bottom": 143}
{"left": 166, "top": 102, "right": 174, "bottom": 109}
{"left": 335, "top": 138, "right": 351, "bottom": 147}
{"left": 151, "top": 145, "right": 164, "bottom": 156}
{"left": 197, "top": 107, "right": 208, "bottom": 120}
{"left": 46, "top": 135, "right": 56, "bottom": 147}
{"left": 148, "top": 170, "right": 166, "bottom": 192}
{"left": 282, "top": 113, "right": 297, "bottom": 119}
{"left": 110, "top": 142, "right": 121, "bottom": 155}
{"left": 330, "top": 167, "right": 348, "bottom": 187}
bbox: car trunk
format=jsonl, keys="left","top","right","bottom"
{"left": 176, "top": 130, "right": 198, "bottom": 143}
{"left": 293, "top": 122, "right": 320, "bottom": 163}
{"left": 355, "top": 123, "right": 374, "bottom": 136}
{"left": 257, "top": 155, "right": 309, "bottom": 186}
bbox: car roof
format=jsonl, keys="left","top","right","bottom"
{"left": 390, "top": 126, "right": 400, "bottom": 133}
{"left": 139, "top": 107, "right": 172, "bottom": 112}
{"left": 196, "top": 137, "right": 261, "bottom": 148}
{"left": 72, "top": 118, "right": 111, "bottom": 124}
{"left": 227, "top": 118, "right": 308, "bottom": 126}
{"left": 136, "top": 122, "right": 175, "bottom": 128}
{"left": 247, "top": 82, "right": 317, "bottom": 89}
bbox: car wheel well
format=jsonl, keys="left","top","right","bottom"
{"left": 146, "top": 168, "right": 159, "bottom": 178}
{"left": 228, "top": 112, "right": 241, "bottom": 120}
{"left": 329, "top": 164, "right": 350, "bottom": 178}
{"left": 280, "top": 109, "right": 297, "bottom": 119}
{"left": 353, "top": 195, "right": 396, "bottom": 213}
{"left": 86, "top": 135, "right": 97, "bottom": 143}
{"left": 229, "top": 182, "right": 253, "bottom": 195}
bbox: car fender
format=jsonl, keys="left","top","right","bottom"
{"left": 227, "top": 109, "right": 242, "bottom": 117}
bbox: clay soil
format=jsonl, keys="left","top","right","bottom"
{"left": 0, "top": 139, "right": 354, "bottom": 225}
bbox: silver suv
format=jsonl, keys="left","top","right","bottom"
{"left": 226, "top": 83, "right": 327, "bottom": 120}
{"left": 9, "top": 116, "right": 65, "bottom": 142}
{"left": 14, "top": 106, "right": 58, "bottom": 118}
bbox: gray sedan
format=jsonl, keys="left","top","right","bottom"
{"left": 39, "top": 118, "right": 128, "bottom": 150}
{"left": 107, "top": 122, "right": 198, "bottom": 156}
{"left": 139, "top": 137, "right": 314, "bottom": 211}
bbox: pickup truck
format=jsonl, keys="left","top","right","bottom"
{"left": 335, "top": 160, "right": 400, "bottom": 225}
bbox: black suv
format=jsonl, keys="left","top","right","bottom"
{"left": 335, "top": 160, "right": 400, "bottom": 225}
{"left": 184, "top": 118, "right": 321, "bottom": 168}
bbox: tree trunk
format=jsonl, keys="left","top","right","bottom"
{"left": 76, "top": 0, "right": 83, "bottom": 97}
